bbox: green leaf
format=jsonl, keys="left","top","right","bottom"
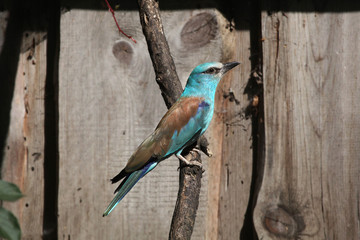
{"left": 0, "top": 207, "right": 21, "bottom": 240}
{"left": 0, "top": 180, "right": 23, "bottom": 201}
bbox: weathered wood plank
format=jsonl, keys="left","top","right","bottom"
{"left": 1, "top": 27, "right": 47, "bottom": 240}
{"left": 205, "top": 10, "right": 253, "bottom": 240}
{"left": 58, "top": 9, "right": 230, "bottom": 240}
{"left": 254, "top": 6, "right": 360, "bottom": 240}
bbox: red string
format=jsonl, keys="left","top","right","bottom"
{"left": 104, "top": 0, "right": 137, "bottom": 44}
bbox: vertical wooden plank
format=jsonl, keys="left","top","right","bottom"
{"left": 255, "top": 4, "right": 360, "bottom": 240}
{"left": 1, "top": 28, "right": 47, "bottom": 240}
{"left": 21, "top": 33, "right": 47, "bottom": 239}
{"left": 204, "top": 12, "right": 230, "bottom": 238}
{"left": 217, "top": 32, "right": 252, "bottom": 240}
{"left": 58, "top": 9, "right": 225, "bottom": 239}
{"left": 206, "top": 9, "right": 253, "bottom": 240}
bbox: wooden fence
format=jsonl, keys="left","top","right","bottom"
{"left": 0, "top": 0, "right": 359, "bottom": 239}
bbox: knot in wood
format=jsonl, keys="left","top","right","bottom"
{"left": 181, "top": 12, "right": 218, "bottom": 50}
{"left": 112, "top": 41, "right": 134, "bottom": 65}
{"left": 263, "top": 206, "right": 299, "bottom": 238}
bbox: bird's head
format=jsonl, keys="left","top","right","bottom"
{"left": 183, "top": 61, "right": 240, "bottom": 97}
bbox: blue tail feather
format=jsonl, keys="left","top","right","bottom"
{"left": 103, "top": 161, "right": 158, "bottom": 216}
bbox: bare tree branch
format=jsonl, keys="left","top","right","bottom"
{"left": 138, "top": 0, "right": 182, "bottom": 107}
{"left": 168, "top": 149, "right": 203, "bottom": 240}
{"left": 137, "top": 0, "right": 205, "bottom": 239}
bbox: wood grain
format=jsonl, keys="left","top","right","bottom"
{"left": 2, "top": 32, "right": 47, "bottom": 238}
{"left": 58, "top": 9, "right": 227, "bottom": 240}
{"left": 204, "top": 11, "right": 253, "bottom": 240}
{"left": 254, "top": 6, "right": 360, "bottom": 240}
{"left": 217, "top": 21, "right": 253, "bottom": 240}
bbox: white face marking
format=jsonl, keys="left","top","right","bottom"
{"left": 203, "top": 63, "right": 223, "bottom": 76}
{"left": 212, "top": 62, "right": 223, "bottom": 69}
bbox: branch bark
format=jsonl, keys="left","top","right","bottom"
{"left": 169, "top": 150, "right": 202, "bottom": 240}
{"left": 137, "top": 0, "right": 206, "bottom": 239}
{"left": 138, "top": 0, "right": 182, "bottom": 107}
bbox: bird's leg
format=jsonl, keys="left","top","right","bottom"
{"left": 175, "top": 152, "right": 202, "bottom": 168}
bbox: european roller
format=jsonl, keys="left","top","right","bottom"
{"left": 103, "top": 61, "right": 240, "bottom": 216}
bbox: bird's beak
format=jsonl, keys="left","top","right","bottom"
{"left": 221, "top": 61, "right": 240, "bottom": 74}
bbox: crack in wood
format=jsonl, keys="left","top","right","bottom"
{"left": 274, "top": 16, "right": 280, "bottom": 83}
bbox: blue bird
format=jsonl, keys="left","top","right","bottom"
{"left": 103, "top": 61, "right": 240, "bottom": 216}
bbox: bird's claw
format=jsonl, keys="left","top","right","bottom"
{"left": 176, "top": 153, "right": 203, "bottom": 169}
{"left": 194, "top": 146, "right": 213, "bottom": 157}
{"left": 191, "top": 148, "right": 202, "bottom": 154}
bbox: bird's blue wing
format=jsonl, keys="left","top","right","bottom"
{"left": 164, "top": 98, "right": 212, "bottom": 156}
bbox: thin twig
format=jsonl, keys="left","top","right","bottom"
{"left": 104, "top": 0, "right": 137, "bottom": 43}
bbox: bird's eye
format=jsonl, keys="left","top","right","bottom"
{"left": 204, "top": 67, "right": 219, "bottom": 74}
{"left": 207, "top": 68, "right": 215, "bottom": 74}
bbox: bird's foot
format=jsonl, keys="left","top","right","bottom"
{"left": 194, "top": 145, "right": 213, "bottom": 157}
{"left": 176, "top": 153, "right": 202, "bottom": 168}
